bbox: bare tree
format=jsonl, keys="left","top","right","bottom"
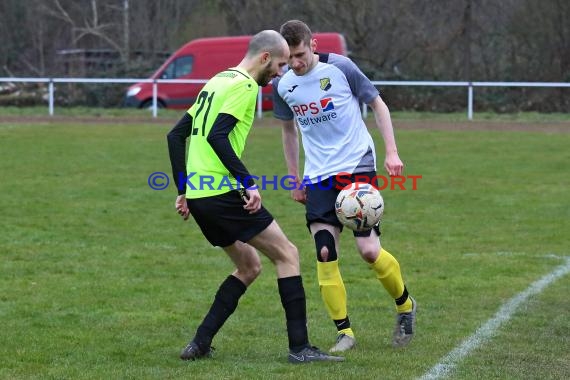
{"left": 39, "top": 0, "right": 126, "bottom": 60}
{"left": 0, "top": 0, "right": 566, "bottom": 110}
{"left": 217, "top": 0, "right": 306, "bottom": 35}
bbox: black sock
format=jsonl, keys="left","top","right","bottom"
{"left": 277, "top": 275, "right": 309, "bottom": 352}
{"left": 395, "top": 286, "right": 409, "bottom": 306}
{"left": 194, "top": 275, "right": 247, "bottom": 350}
{"left": 333, "top": 316, "right": 351, "bottom": 332}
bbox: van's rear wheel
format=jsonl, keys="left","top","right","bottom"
{"left": 140, "top": 99, "right": 166, "bottom": 109}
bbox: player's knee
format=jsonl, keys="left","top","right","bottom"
{"left": 251, "top": 260, "right": 262, "bottom": 278}
{"left": 358, "top": 244, "right": 379, "bottom": 263}
{"left": 286, "top": 240, "right": 300, "bottom": 260}
{"left": 237, "top": 258, "right": 262, "bottom": 283}
{"left": 314, "top": 229, "right": 337, "bottom": 262}
{"left": 243, "top": 264, "right": 262, "bottom": 283}
{"left": 274, "top": 240, "right": 300, "bottom": 271}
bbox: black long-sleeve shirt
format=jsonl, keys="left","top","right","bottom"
{"left": 167, "top": 113, "right": 255, "bottom": 195}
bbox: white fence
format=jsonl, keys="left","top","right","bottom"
{"left": 1, "top": 77, "right": 569, "bottom": 120}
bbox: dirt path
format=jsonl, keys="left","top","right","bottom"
{"left": 383, "top": 120, "right": 570, "bottom": 133}
{"left": 1, "top": 115, "right": 569, "bottom": 133}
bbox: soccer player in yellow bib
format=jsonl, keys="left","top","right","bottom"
{"left": 273, "top": 20, "right": 417, "bottom": 352}
{"left": 167, "top": 30, "right": 343, "bottom": 363}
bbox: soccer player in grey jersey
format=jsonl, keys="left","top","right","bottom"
{"left": 273, "top": 20, "right": 417, "bottom": 352}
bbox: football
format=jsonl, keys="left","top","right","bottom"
{"left": 335, "top": 182, "right": 384, "bottom": 231}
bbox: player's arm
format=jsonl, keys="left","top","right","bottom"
{"left": 206, "top": 114, "right": 261, "bottom": 212}
{"left": 167, "top": 113, "right": 193, "bottom": 219}
{"left": 334, "top": 55, "right": 404, "bottom": 177}
{"left": 281, "top": 119, "right": 306, "bottom": 204}
{"left": 273, "top": 79, "right": 305, "bottom": 204}
{"left": 368, "top": 96, "right": 404, "bottom": 176}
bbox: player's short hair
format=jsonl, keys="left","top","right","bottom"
{"left": 280, "top": 20, "right": 312, "bottom": 47}
{"left": 247, "top": 30, "right": 287, "bottom": 58}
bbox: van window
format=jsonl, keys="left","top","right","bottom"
{"left": 161, "top": 56, "right": 193, "bottom": 79}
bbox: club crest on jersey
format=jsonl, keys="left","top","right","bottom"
{"left": 320, "top": 77, "right": 331, "bottom": 91}
{"left": 320, "top": 97, "right": 335, "bottom": 112}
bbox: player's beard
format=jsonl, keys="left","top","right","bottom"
{"left": 256, "top": 61, "right": 274, "bottom": 87}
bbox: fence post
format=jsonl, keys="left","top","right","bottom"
{"left": 467, "top": 83, "right": 473, "bottom": 120}
{"left": 49, "top": 79, "right": 54, "bottom": 116}
{"left": 152, "top": 80, "right": 158, "bottom": 118}
{"left": 257, "top": 87, "right": 262, "bottom": 119}
{"left": 361, "top": 102, "right": 368, "bottom": 119}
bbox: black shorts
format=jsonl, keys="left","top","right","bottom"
{"left": 305, "top": 171, "right": 381, "bottom": 238}
{"left": 187, "top": 190, "right": 274, "bottom": 247}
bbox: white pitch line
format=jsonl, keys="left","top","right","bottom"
{"left": 419, "top": 257, "right": 570, "bottom": 380}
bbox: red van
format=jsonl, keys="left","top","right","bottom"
{"left": 124, "top": 33, "right": 347, "bottom": 110}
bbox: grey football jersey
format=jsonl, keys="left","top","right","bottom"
{"left": 273, "top": 53, "right": 379, "bottom": 183}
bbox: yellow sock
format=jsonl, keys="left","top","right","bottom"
{"left": 338, "top": 328, "right": 354, "bottom": 337}
{"left": 317, "top": 260, "right": 348, "bottom": 321}
{"left": 370, "top": 248, "right": 413, "bottom": 313}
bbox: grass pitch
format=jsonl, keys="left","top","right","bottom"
{"left": 0, "top": 117, "right": 568, "bottom": 379}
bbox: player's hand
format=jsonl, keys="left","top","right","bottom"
{"left": 291, "top": 188, "right": 306, "bottom": 204}
{"left": 289, "top": 176, "right": 306, "bottom": 204}
{"left": 243, "top": 188, "right": 262, "bottom": 213}
{"left": 175, "top": 194, "right": 190, "bottom": 220}
{"left": 384, "top": 152, "right": 404, "bottom": 176}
